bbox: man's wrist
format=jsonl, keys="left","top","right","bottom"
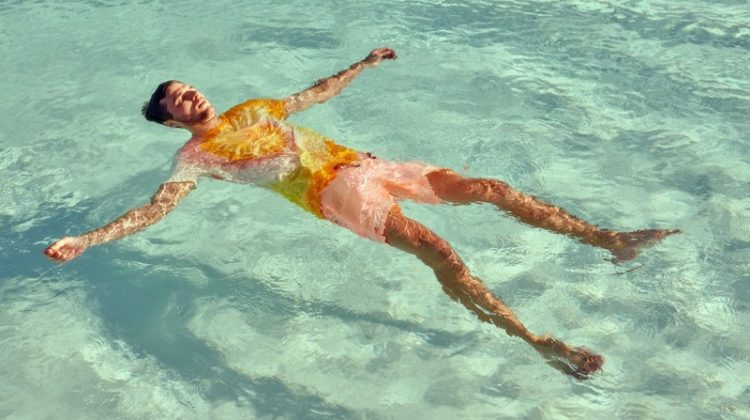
{"left": 361, "top": 56, "right": 377, "bottom": 68}
{"left": 79, "top": 233, "right": 95, "bottom": 246}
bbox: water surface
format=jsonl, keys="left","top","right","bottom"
{"left": 1, "top": 0, "right": 748, "bottom": 418}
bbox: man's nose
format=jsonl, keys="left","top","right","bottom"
{"left": 184, "top": 90, "right": 197, "bottom": 100}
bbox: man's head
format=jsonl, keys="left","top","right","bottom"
{"left": 141, "top": 81, "right": 216, "bottom": 128}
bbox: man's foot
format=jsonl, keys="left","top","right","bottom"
{"left": 533, "top": 336, "right": 604, "bottom": 380}
{"left": 606, "top": 229, "right": 681, "bottom": 264}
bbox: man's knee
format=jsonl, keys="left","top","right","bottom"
{"left": 427, "top": 170, "right": 508, "bottom": 204}
{"left": 400, "top": 223, "right": 462, "bottom": 272}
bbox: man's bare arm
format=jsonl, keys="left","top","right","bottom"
{"left": 284, "top": 47, "right": 397, "bottom": 115}
{"left": 44, "top": 181, "right": 195, "bottom": 262}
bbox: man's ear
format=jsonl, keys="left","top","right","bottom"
{"left": 163, "top": 119, "right": 182, "bottom": 128}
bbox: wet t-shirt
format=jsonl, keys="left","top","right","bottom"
{"left": 167, "top": 99, "right": 360, "bottom": 217}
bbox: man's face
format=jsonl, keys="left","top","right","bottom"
{"left": 161, "top": 82, "right": 215, "bottom": 125}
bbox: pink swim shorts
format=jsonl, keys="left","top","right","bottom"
{"left": 320, "top": 159, "right": 443, "bottom": 242}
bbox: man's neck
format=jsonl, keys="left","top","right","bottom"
{"left": 186, "top": 116, "right": 222, "bottom": 138}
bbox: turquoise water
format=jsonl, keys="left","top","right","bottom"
{"left": 1, "top": 0, "right": 748, "bottom": 418}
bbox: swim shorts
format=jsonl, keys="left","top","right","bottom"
{"left": 320, "top": 158, "right": 443, "bottom": 242}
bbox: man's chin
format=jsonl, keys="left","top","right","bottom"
{"left": 198, "top": 109, "right": 215, "bottom": 123}
{"left": 187, "top": 110, "right": 213, "bottom": 124}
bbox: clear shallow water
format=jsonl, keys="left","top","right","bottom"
{"left": 1, "top": 0, "right": 748, "bottom": 418}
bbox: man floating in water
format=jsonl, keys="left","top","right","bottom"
{"left": 45, "top": 48, "right": 679, "bottom": 378}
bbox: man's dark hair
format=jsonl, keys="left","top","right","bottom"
{"left": 141, "top": 80, "right": 177, "bottom": 124}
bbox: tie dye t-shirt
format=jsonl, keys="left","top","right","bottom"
{"left": 167, "top": 99, "right": 361, "bottom": 217}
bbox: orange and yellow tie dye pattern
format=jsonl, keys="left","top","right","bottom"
{"left": 194, "top": 99, "right": 360, "bottom": 217}
{"left": 269, "top": 127, "right": 359, "bottom": 217}
{"left": 199, "top": 99, "right": 291, "bottom": 161}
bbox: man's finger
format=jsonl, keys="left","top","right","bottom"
{"left": 48, "top": 239, "right": 67, "bottom": 251}
{"left": 44, "top": 251, "right": 61, "bottom": 261}
{"left": 44, "top": 243, "right": 73, "bottom": 261}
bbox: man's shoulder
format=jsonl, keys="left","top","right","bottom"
{"left": 171, "top": 136, "right": 204, "bottom": 161}
{"left": 222, "top": 98, "right": 287, "bottom": 122}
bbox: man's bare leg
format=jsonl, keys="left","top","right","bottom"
{"left": 426, "top": 169, "right": 679, "bottom": 263}
{"left": 383, "top": 207, "right": 603, "bottom": 379}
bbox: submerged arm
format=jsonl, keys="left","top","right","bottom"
{"left": 44, "top": 181, "right": 195, "bottom": 262}
{"left": 283, "top": 47, "right": 397, "bottom": 115}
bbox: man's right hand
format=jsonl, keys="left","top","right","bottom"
{"left": 44, "top": 236, "right": 89, "bottom": 262}
{"left": 364, "top": 47, "right": 397, "bottom": 67}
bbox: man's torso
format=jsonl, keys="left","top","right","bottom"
{"left": 169, "top": 98, "right": 362, "bottom": 217}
